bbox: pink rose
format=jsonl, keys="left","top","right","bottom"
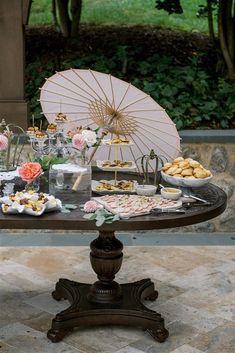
{"left": 83, "top": 200, "right": 101, "bottom": 213}
{"left": 0, "top": 134, "right": 8, "bottom": 151}
{"left": 19, "top": 162, "right": 43, "bottom": 183}
{"left": 72, "top": 133, "right": 86, "bottom": 151}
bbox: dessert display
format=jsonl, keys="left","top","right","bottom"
{"left": 0, "top": 191, "right": 62, "bottom": 216}
{"left": 161, "top": 157, "right": 213, "bottom": 187}
{"left": 96, "top": 134, "right": 136, "bottom": 189}
{"left": 93, "top": 194, "right": 182, "bottom": 218}
{"left": 94, "top": 180, "right": 136, "bottom": 192}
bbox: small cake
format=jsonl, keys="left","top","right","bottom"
{"left": 55, "top": 113, "right": 67, "bottom": 123}
{"left": 35, "top": 130, "right": 47, "bottom": 139}
{"left": 27, "top": 126, "right": 38, "bottom": 135}
{"left": 47, "top": 123, "right": 57, "bottom": 134}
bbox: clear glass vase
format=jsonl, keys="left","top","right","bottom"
{"left": 49, "top": 149, "right": 92, "bottom": 203}
{"left": 25, "top": 177, "right": 40, "bottom": 193}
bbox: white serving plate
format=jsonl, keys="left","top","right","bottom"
{"left": 92, "top": 180, "right": 138, "bottom": 195}
{"left": 0, "top": 192, "right": 62, "bottom": 217}
{"left": 93, "top": 195, "right": 182, "bottom": 219}
{"left": 96, "top": 160, "right": 136, "bottom": 172}
{"left": 161, "top": 171, "right": 213, "bottom": 188}
{"left": 102, "top": 139, "right": 133, "bottom": 146}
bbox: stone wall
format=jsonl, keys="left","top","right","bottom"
{"left": 179, "top": 142, "right": 235, "bottom": 233}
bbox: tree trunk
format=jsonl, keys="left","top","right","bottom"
{"left": 56, "top": 0, "right": 71, "bottom": 37}
{"left": 218, "top": 0, "right": 235, "bottom": 81}
{"left": 52, "top": 0, "right": 59, "bottom": 29}
{"left": 70, "top": 0, "right": 82, "bottom": 38}
{"left": 207, "top": 0, "right": 215, "bottom": 44}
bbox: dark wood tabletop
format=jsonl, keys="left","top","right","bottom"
{"left": 0, "top": 170, "right": 227, "bottom": 231}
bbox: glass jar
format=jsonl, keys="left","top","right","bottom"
{"left": 49, "top": 150, "right": 92, "bottom": 204}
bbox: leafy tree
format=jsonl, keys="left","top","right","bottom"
{"left": 155, "top": 0, "right": 235, "bottom": 82}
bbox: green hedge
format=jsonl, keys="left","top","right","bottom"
{"left": 26, "top": 48, "right": 235, "bottom": 129}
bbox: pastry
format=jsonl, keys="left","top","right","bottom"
{"left": 47, "top": 123, "right": 57, "bottom": 134}
{"left": 162, "top": 162, "right": 172, "bottom": 171}
{"left": 173, "top": 157, "right": 184, "bottom": 163}
{"left": 194, "top": 168, "right": 208, "bottom": 178}
{"left": 178, "top": 161, "right": 190, "bottom": 169}
{"left": 172, "top": 167, "right": 182, "bottom": 175}
{"left": 106, "top": 138, "right": 130, "bottom": 145}
{"left": 27, "top": 126, "right": 38, "bottom": 135}
{"left": 162, "top": 157, "right": 212, "bottom": 179}
{"left": 55, "top": 113, "right": 67, "bottom": 122}
{"left": 35, "top": 130, "right": 46, "bottom": 139}
{"left": 101, "top": 160, "right": 131, "bottom": 168}
{"left": 96, "top": 180, "right": 134, "bottom": 191}
{"left": 181, "top": 168, "right": 193, "bottom": 176}
{"left": 189, "top": 160, "right": 200, "bottom": 168}
{"left": 165, "top": 166, "right": 179, "bottom": 175}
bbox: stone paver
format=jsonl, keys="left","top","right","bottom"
{"left": 0, "top": 246, "right": 234, "bottom": 353}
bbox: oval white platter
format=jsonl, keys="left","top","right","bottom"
{"left": 93, "top": 195, "right": 182, "bottom": 219}
{"left": 96, "top": 160, "right": 136, "bottom": 172}
{"left": 0, "top": 192, "right": 62, "bottom": 217}
{"left": 92, "top": 180, "right": 138, "bottom": 195}
{"left": 102, "top": 139, "right": 134, "bottom": 147}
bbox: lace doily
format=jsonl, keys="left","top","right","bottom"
{"left": 0, "top": 167, "right": 20, "bottom": 181}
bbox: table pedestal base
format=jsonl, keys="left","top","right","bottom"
{"left": 47, "top": 231, "right": 169, "bottom": 343}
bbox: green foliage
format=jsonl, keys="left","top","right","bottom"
{"left": 25, "top": 62, "right": 56, "bottom": 121}
{"left": 83, "top": 208, "right": 120, "bottom": 227}
{"left": 26, "top": 47, "right": 235, "bottom": 129}
{"left": 34, "top": 155, "right": 67, "bottom": 171}
{"left": 29, "top": 0, "right": 210, "bottom": 34}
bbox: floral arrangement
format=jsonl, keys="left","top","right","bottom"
{"left": 68, "top": 127, "right": 98, "bottom": 151}
{"left": 0, "top": 134, "right": 8, "bottom": 151}
{"left": 19, "top": 162, "right": 43, "bottom": 184}
{"left": 0, "top": 119, "right": 26, "bottom": 172}
{"left": 83, "top": 200, "right": 120, "bottom": 227}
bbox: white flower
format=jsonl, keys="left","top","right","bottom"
{"left": 81, "top": 129, "right": 97, "bottom": 147}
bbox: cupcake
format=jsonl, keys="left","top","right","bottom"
{"left": 47, "top": 123, "right": 57, "bottom": 134}
{"left": 55, "top": 113, "right": 67, "bottom": 123}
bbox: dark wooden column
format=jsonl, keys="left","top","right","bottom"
{"left": 0, "top": 0, "right": 31, "bottom": 129}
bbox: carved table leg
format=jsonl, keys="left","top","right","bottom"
{"left": 48, "top": 231, "right": 168, "bottom": 343}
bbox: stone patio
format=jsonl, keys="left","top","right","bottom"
{"left": 0, "top": 244, "right": 234, "bottom": 353}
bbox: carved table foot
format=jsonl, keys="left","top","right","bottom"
{"left": 48, "top": 277, "right": 168, "bottom": 343}
{"left": 47, "top": 231, "right": 168, "bottom": 343}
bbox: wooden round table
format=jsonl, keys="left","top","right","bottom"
{"left": 0, "top": 174, "right": 227, "bottom": 343}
